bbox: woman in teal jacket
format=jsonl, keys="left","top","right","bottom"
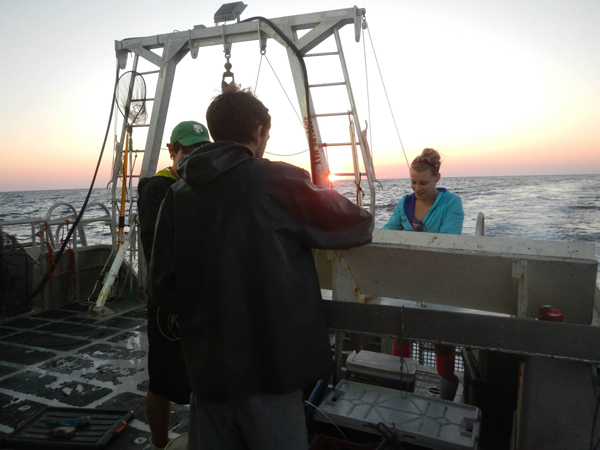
{"left": 383, "top": 148, "right": 464, "bottom": 401}
{"left": 383, "top": 152, "right": 463, "bottom": 234}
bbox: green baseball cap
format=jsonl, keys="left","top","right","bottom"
{"left": 170, "top": 121, "right": 211, "bottom": 146}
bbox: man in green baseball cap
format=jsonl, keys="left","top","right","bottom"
{"left": 169, "top": 121, "right": 211, "bottom": 147}
{"left": 138, "top": 120, "right": 211, "bottom": 450}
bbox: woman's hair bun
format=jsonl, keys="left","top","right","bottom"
{"left": 420, "top": 148, "right": 441, "bottom": 166}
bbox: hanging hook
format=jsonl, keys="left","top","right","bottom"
{"left": 222, "top": 53, "right": 235, "bottom": 91}
{"left": 221, "top": 26, "right": 235, "bottom": 91}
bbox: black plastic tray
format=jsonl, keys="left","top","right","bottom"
{"left": 1, "top": 407, "right": 134, "bottom": 449}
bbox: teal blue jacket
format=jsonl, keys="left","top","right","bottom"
{"left": 383, "top": 189, "right": 464, "bottom": 234}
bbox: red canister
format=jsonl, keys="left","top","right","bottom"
{"left": 538, "top": 305, "right": 563, "bottom": 322}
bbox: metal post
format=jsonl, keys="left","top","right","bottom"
{"left": 139, "top": 57, "right": 179, "bottom": 178}
{"left": 476, "top": 212, "right": 485, "bottom": 236}
{"left": 281, "top": 23, "right": 331, "bottom": 188}
{"left": 111, "top": 55, "right": 139, "bottom": 250}
{"left": 334, "top": 27, "right": 377, "bottom": 213}
{"left": 349, "top": 119, "right": 362, "bottom": 206}
{"left": 136, "top": 56, "right": 181, "bottom": 289}
{"left": 333, "top": 331, "right": 345, "bottom": 386}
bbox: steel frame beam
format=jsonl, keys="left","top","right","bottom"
{"left": 115, "top": 7, "right": 365, "bottom": 186}
{"left": 116, "top": 7, "right": 367, "bottom": 284}
{"left": 323, "top": 300, "right": 600, "bottom": 363}
{"left": 114, "top": 8, "right": 363, "bottom": 59}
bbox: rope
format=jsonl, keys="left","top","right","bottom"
{"left": 258, "top": 52, "right": 307, "bottom": 157}
{"left": 240, "top": 16, "right": 319, "bottom": 181}
{"left": 365, "top": 422, "right": 405, "bottom": 449}
{"left": 157, "top": 307, "right": 182, "bottom": 342}
{"left": 366, "top": 26, "right": 410, "bottom": 172}
{"left": 304, "top": 400, "right": 349, "bottom": 442}
{"left": 254, "top": 52, "right": 264, "bottom": 93}
{"left": 266, "top": 149, "right": 309, "bottom": 157}
{"left": 264, "top": 54, "right": 303, "bottom": 126}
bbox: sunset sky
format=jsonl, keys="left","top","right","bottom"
{"left": 1, "top": 0, "right": 599, "bottom": 192}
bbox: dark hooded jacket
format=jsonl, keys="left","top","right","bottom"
{"left": 137, "top": 168, "right": 178, "bottom": 263}
{"left": 149, "top": 141, "right": 373, "bottom": 402}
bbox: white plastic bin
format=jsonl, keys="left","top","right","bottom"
{"left": 346, "top": 350, "right": 417, "bottom": 392}
{"left": 315, "top": 380, "right": 481, "bottom": 450}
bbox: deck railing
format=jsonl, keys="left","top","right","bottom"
{"left": 0, "top": 202, "right": 115, "bottom": 253}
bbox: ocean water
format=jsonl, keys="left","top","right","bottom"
{"left": 337, "top": 174, "right": 600, "bottom": 283}
{"left": 336, "top": 173, "right": 600, "bottom": 283}
{"left": 1, "top": 174, "right": 599, "bottom": 281}
{"left": 0, "top": 189, "right": 117, "bottom": 247}
{"left": 337, "top": 174, "right": 600, "bottom": 241}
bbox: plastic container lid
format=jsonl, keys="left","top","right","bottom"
{"left": 346, "top": 350, "right": 417, "bottom": 381}
{"left": 315, "top": 380, "right": 481, "bottom": 450}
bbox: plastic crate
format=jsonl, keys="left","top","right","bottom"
{"left": 314, "top": 380, "right": 480, "bottom": 450}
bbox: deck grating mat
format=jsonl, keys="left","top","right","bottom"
{"left": 1, "top": 317, "right": 50, "bottom": 329}
{"left": 33, "top": 310, "right": 78, "bottom": 320}
{"left": 0, "top": 342, "right": 56, "bottom": 365}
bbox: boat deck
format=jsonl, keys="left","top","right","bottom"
{"left": 0, "top": 299, "right": 189, "bottom": 449}
{"left": 0, "top": 298, "right": 466, "bottom": 449}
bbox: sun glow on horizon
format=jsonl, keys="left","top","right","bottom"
{"left": 0, "top": 0, "right": 599, "bottom": 192}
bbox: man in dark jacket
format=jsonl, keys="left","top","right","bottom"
{"left": 150, "top": 87, "right": 373, "bottom": 449}
{"left": 138, "top": 121, "right": 211, "bottom": 450}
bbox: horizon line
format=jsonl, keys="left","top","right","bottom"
{"left": 1, "top": 172, "right": 599, "bottom": 193}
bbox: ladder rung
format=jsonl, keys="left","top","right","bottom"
{"left": 131, "top": 98, "right": 154, "bottom": 102}
{"left": 333, "top": 173, "right": 368, "bottom": 177}
{"left": 323, "top": 142, "right": 362, "bottom": 147}
{"left": 309, "top": 82, "right": 346, "bottom": 88}
{"left": 313, "top": 112, "right": 351, "bottom": 118}
{"left": 137, "top": 70, "right": 160, "bottom": 76}
{"left": 132, "top": 124, "right": 150, "bottom": 128}
{"left": 305, "top": 52, "right": 339, "bottom": 57}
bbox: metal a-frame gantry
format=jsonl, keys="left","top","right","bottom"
{"left": 114, "top": 6, "right": 373, "bottom": 188}
{"left": 113, "top": 6, "right": 376, "bottom": 188}
{"left": 113, "top": 6, "right": 376, "bottom": 284}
